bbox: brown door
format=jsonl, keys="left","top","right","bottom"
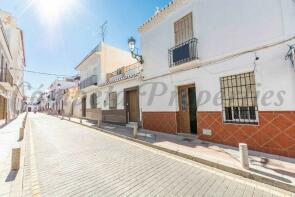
{"left": 82, "top": 97, "right": 86, "bottom": 117}
{"left": 178, "top": 86, "right": 191, "bottom": 133}
{"left": 0, "top": 96, "right": 6, "bottom": 120}
{"left": 127, "top": 90, "right": 139, "bottom": 122}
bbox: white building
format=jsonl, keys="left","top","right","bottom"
{"left": 99, "top": 62, "right": 142, "bottom": 126}
{"left": 0, "top": 11, "right": 25, "bottom": 125}
{"left": 138, "top": 0, "right": 295, "bottom": 157}
{"left": 75, "top": 42, "right": 136, "bottom": 120}
{"left": 47, "top": 76, "right": 79, "bottom": 114}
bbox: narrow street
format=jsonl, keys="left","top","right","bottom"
{"left": 26, "top": 113, "right": 286, "bottom": 197}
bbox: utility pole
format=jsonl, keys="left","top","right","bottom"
{"left": 99, "top": 21, "right": 108, "bottom": 42}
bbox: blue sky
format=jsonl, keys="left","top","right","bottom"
{"left": 0, "top": 0, "right": 170, "bottom": 97}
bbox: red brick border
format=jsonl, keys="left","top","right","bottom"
{"left": 198, "top": 111, "right": 295, "bottom": 158}
{"left": 143, "top": 112, "right": 178, "bottom": 134}
{"left": 143, "top": 111, "right": 295, "bottom": 158}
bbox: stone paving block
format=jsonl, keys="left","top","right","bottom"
{"left": 25, "top": 114, "right": 292, "bottom": 197}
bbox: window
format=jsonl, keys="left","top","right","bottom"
{"left": 90, "top": 93, "right": 97, "bottom": 109}
{"left": 220, "top": 72, "right": 258, "bottom": 124}
{"left": 174, "top": 13, "right": 193, "bottom": 45}
{"left": 109, "top": 92, "right": 117, "bottom": 109}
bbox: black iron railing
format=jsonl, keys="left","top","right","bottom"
{"left": 80, "top": 75, "right": 97, "bottom": 89}
{"left": 168, "top": 38, "right": 198, "bottom": 68}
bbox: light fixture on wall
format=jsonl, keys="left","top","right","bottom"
{"left": 286, "top": 45, "right": 295, "bottom": 69}
{"left": 128, "top": 36, "right": 144, "bottom": 64}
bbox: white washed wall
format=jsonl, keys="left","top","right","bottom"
{"left": 140, "top": 0, "right": 295, "bottom": 112}
{"left": 141, "top": 41, "right": 295, "bottom": 112}
{"left": 99, "top": 79, "right": 141, "bottom": 110}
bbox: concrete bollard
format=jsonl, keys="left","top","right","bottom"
{"left": 11, "top": 147, "right": 21, "bottom": 170}
{"left": 69, "top": 116, "right": 71, "bottom": 121}
{"left": 239, "top": 143, "right": 249, "bottom": 170}
{"left": 19, "top": 128, "right": 25, "bottom": 141}
{"left": 133, "top": 125, "right": 138, "bottom": 138}
{"left": 80, "top": 118, "right": 82, "bottom": 124}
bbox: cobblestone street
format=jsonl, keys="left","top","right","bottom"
{"left": 26, "top": 113, "right": 291, "bottom": 196}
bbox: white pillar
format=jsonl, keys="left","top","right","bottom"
{"left": 19, "top": 128, "right": 24, "bottom": 141}
{"left": 239, "top": 143, "right": 249, "bottom": 169}
{"left": 133, "top": 125, "right": 138, "bottom": 138}
{"left": 11, "top": 147, "right": 20, "bottom": 170}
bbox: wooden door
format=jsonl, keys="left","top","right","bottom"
{"left": 0, "top": 96, "right": 6, "bottom": 120}
{"left": 178, "top": 86, "right": 191, "bottom": 133}
{"left": 127, "top": 90, "right": 139, "bottom": 122}
{"left": 82, "top": 97, "right": 86, "bottom": 117}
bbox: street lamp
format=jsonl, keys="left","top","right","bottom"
{"left": 128, "top": 36, "right": 144, "bottom": 64}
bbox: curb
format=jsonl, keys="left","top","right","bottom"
{"left": 52, "top": 115, "right": 295, "bottom": 193}
{"left": 9, "top": 114, "right": 29, "bottom": 197}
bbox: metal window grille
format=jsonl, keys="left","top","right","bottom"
{"left": 220, "top": 72, "right": 258, "bottom": 124}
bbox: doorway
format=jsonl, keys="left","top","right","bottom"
{"left": 125, "top": 88, "right": 139, "bottom": 123}
{"left": 0, "top": 96, "right": 7, "bottom": 120}
{"left": 178, "top": 84, "right": 197, "bottom": 134}
{"left": 82, "top": 96, "right": 86, "bottom": 117}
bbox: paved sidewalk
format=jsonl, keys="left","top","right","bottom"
{"left": 0, "top": 114, "right": 25, "bottom": 196}
{"left": 29, "top": 113, "right": 292, "bottom": 196}
{"left": 60, "top": 115, "right": 295, "bottom": 192}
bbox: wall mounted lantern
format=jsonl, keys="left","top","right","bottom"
{"left": 128, "top": 36, "right": 144, "bottom": 64}
{"left": 286, "top": 45, "right": 295, "bottom": 68}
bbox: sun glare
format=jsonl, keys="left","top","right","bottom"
{"left": 34, "top": 0, "right": 77, "bottom": 25}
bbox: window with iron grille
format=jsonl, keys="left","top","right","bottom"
{"left": 90, "top": 93, "right": 97, "bottom": 109}
{"left": 109, "top": 92, "right": 117, "bottom": 110}
{"left": 174, "top": 13, "right": 193, "bottom": 45}
{"left": 220, "top": 72, "right": 258, "bottom": 124}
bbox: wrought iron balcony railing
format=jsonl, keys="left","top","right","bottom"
{"left": 168, "top": 38, "right": 198, "bottom": 68}
{"left": 106, "top": 63, "right": 141, "bottom": 83}
{"left": 80, "top": 75, "right": 97, "bottom": 89}
{"left": 0, "top": 68, "right": 13, "bottom": 87}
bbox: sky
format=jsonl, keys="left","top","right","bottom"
{"left": 0, "top": 0, "right": 170, "bottom": 98}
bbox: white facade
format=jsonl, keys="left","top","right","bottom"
{"left": 75, "top": 42, "right": 136, "bottom": 119}
{"left": 138, "top": 0, "right": 295, "bottom": 157}
{"left": 0, "top": 11, "right": 25, "bottom": 123}
{"left": 47, "top": 77, "right": 79, "bottom": 112}
{"left": 139, "top": 0, "right": 295, "bottom": 112}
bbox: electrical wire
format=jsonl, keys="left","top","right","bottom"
{"left": 10, "top": 67, "right": 72, "bottom": 77}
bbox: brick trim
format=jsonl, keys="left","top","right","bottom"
{"left": 143, "top": 112, "right": 178, "bottom": 134}
{"left": 198, "top": 111, "right": 295, "bottom": 158}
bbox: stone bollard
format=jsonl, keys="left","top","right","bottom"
{"left": 11, "top": 147, "right": 21, "bottom": 170}
{"left": 69, "top": 116, "right": 71, "bottom": 121}
{"left": 239, "top": 143, "right": 249, "bottom": 170}
{"left": 22, "top": 120, "right": 26, "bottom": 128}
{"left": 80, "top": 118, "right": 82, "bottom": 124}
{"left": 133, "top": 125, "right": 138, "bottom": 138}
{"left": 19, "top": 128, "right": 25, "bottom": 141}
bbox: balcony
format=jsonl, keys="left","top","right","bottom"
{"left": 106, "top": 63, "right": 141, "bottom": 83}
{"left": 168, "top": 38, "right": 198, "bottom": 68}
{"left": 0, "top": 68, "right": 13, "bottom": 90}
{"left": 80, "top": 75, "right": 97, "bottom": 90}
